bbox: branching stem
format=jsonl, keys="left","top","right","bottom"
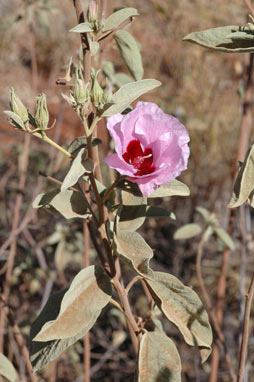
{"left": 237, "top": 272, "right": 254, "bottom": 382}
{"left": 196, "top": 234, "right": 236, "bottom": 382}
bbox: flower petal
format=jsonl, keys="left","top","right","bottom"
{"left": 104, "top": 154, "right": 134, "bottom": 176}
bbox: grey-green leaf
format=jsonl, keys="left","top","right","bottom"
{"left": 33, "top": 266, "right": 111, "bottom": 342}
{"left": 0, "top": 354, "right": 17, "bottom": 382}
{"left": 61, "top": 148, "right": 87, "bottom": 191}
{"left": 115, "top": 230, "right": 153, "bottom": 277}
{"left": 4, "top": 110, "right": 25, "bottom": 130}
{"left": 117, "top": 192, "right": 147, "bottom": 232}
{"left": 33, "top": 189, "right": 90, "bottom": 219}
{"left": 183, "top": 25, "right": 254, "bottom": 53}
{"left": 114, "top": 72, "right": 133, "bottom": 87}
{"left": 174, "top": 223, "right": 202, "bottom": 240}
{"left": 148, "top": 180, "right": 190, "bottom": 198}
{"left": 226, "top": 30, "right": 254, "bottom": 41}
{"left": 30, "top": 289, "right": 102, "bottom": 371}
{"left": 145, "top": 271, "right": 212, "bottom": 363}
{"left": 102, "top": 7, "right": 139, "bottom": 32}
{"left": 137, "top": 332, "right": 181, "bottom": 382}
{"left": 102, "top": 79, "right": 161, "bottom": 117}
{"left": 114, "top": 30, "right": 143, "bottom": 81}
{"left": 214, "top": 227, "right": 235, "bottom": 250}
{"left": 70, "top": 22, "right": 93, "bottom": 33}
{"left": 228, "top": 144, "right": 254, "bottom": 208}
{"left": 195, "top": 206, "right": 211, "bottom": 221}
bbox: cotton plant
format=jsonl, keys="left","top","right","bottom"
{"left": 3, "top": 2, "right": 213, "bottom": 381}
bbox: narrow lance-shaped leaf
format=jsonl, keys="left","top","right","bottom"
{"left": 33, "top": 189, "right": 91, "bottom": 220}
{"left": 174, "top": 223, "right": 202, "bottom": 240}
{"left": 4, "top": 110, "right": 25, "bottom": 130}
{"left": 0, "top": 353, "right": 17, "bottom": 382}
{"left": 213, "top": 227, "right": 235, "bottom": 250}
{"left": 195, "top": 206, "right": 211, "bottom": 221}
{"left": 136, "top": 332, "right": 181, "bottom": 382}
{"left": 33, "top": 265, "right": 111, "bottom": 342}
{"left": 228, "top": 144, "right": 254, "bottom": 208}
{"left": 115, "top": 231, "right": 153, "bottom": 277}
{"left": 102, "top": 7, "right": 139, "bottom": 32}
{"left": 183, "top": 25, "right": 254, "bottom": 53}
{"left": 102, "top": 79, "right": 161, "bottom": 117}
{"left": 70, "top": 22, "right": 93, "bottom": 33}
{"left": 114, "top": 30, "right": 143, "bottom": 81}
{"left": 145, "top": 271, "right": 212, "bottom": 362}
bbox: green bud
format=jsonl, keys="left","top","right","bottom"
{"left": 73, "top": 67, "right": 88, "bottom": 104}
{"left": 35, "top": 93, "right": 49, "bottom": 131}
{"left": 90, "top": 69, "right": 104, "bottom": 109}
{"left": 87, "top": 1, "right": 97, "bottom": 24}
{"left": 10, "top": 88, "right": 29, "bottom": 123}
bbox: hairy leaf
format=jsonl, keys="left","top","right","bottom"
{"left": 115, "top": 231, "right": 153, "bottom": 277}
{"left": 213, "top": 227, "right": 235, "bottom": 250}
{"left": 114, "top": 72, "right": 133, "bottom": 87}
{"left": 4, "top": 110, "right": 25, "bottom": 130}
{"left": 183, "top": 25, "right": 254, "bottom": 52}
{"left": 0, "top": 353, "right": 17, "bottom": 382}
{"left": 117, "top": 194, "right": 176, "bottom": 232}
{"left": 61, "top": 148, "right": 91, "bottom": 192}
{"left": 195, "top": 206, "right": 211, "bottom": 221}
{"left": 70, "top": 22, "right": 93, "bottom": 33}
{"left": 30, "top": 289, "right": 88, "bottom": 371}
{"left": 33, "top": 266, "right": 111, "bottom": 342}
{"left": 114, "top": 30, "right": 143, "bottom": 81}
{"left": 173, "top": 223, "right": 202, "bottom": 240}
{"left": 117, "top": 191, "right": 147, "bottom": 232}
{"left": 102, "top": 79, "right": 161, "bottom": 117}
{"left": 137, "top": 332, "right": 181, "bottom": 382}
{"left": 148, "top": 180, "right": 190, "bottom": 198}
{"left": 102, "top": 7, "right": 139, "bottom": 32}
{"left": 145, "top": 272, "right": 212, "bottom": 362}
{"left": 33, "top": 189, "right": 90, "bottom": 219}
{"left": 229, "top": 144, "right": 254, "bottom": 208}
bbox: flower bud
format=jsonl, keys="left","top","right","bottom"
{"left": 87, "top": 1, "right": 97, "bottom": 23}
{"left": 35, "top": 93, "right": 49, "bottom": 131}
{"left": 90, "top": 69, "right": 104, "bottom": 109}
{"left": 73, "top": 68, "right": 88, "bottom": 105}
{"left": 10, "top": 88, "right": 29, "bottom": 123}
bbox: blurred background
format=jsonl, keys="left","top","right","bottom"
{"left": 0, "top": 0, "right": 253, "bottom": 381}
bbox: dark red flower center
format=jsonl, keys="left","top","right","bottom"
{"left": 122, "top": 139, "right": 155, "bottom": 176}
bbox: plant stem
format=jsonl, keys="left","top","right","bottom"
{"left": 109, "top": 298, "right": 124, "bottom": 312}
{"left": 101, "top": 175, "right": 125, "bottom": 204}
{"left": 84, "top": 205, "right": 91, "bottom": 382}
{"left": 43, "top": 135, "right": 72, "bottom": 158}
{"left": 237, "top": 271, "right": 254, "bottom": 382}
{"left": 125, "top": 276, "right": 142, "bottom": 294}
{"left": 112, "top": 277, "right": 139, "bottom": 354}
{"left": 196, "top": 234, "right": 236, "bottom": 381}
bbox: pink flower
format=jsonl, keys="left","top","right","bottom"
{"left": 104, "top": 102, "right": 190, "bottom": 196}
